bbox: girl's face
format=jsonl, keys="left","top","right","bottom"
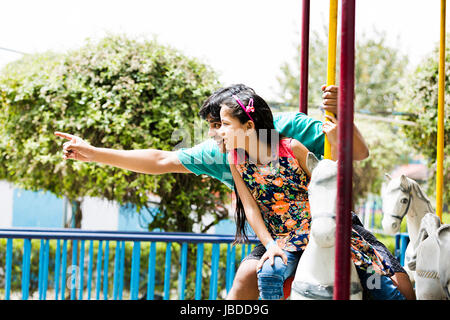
{"left": 218, "top": 106, "right": 251, "bottom": 151}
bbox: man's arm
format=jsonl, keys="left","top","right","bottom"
{"left": 351, "top": 123, "right": 369, "bottom": 160}
{"left": 321, "top": 85, "right": 369, "bottom": 161}
{"left": 93, "top": 148, "right": 190, "bottom": 174}
{"left": 54, "top": 132, "right": 190, "bottom": 174}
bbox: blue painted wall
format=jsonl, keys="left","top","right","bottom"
{"left": 10, "top": 188, "right": 240, "bottom": 236}
{"left": 12, "top": 189, "right": 64, "bottom": 228}
{"left": 118, "top": 204, "right": 154, "bottom": 231}
{"left": 214, "top": 219, "right": 236, "bottom": 235}
{"left": 214, "top": 219, "right": 256, "bottom": 236}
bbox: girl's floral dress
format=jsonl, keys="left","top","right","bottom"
{"left": 232, "top": 138, "right": 394, "bottom": 277}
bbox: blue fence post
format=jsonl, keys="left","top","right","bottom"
{"left": 78, "top": 240, "right": 85, "bottom": 300}
{"left": 395, "top": 234, "right": 401, "bottom": 260}
{"left": 241, "top": 244, "right": 247, "bottom": 262}
{"left": 61, "top": 239, "right": 68, "bottom": 300}
{"left": 195, "top": 243, "right": 204, "bottom": 300}
{"left": 42, "top": 239, "right": 50, "bottom": 300}
{"left": 394, "top": 233, "right": 410, "bottom": 266}
{"left": 225, "top": 244, "right": 236, "bottom": 293}
{"left": 37, "top": 239, "right": 49, "bottom": 300}
{"left": 113, "top": 241, "right": 121, "bottom": 300}
{"left": 21, "top": 239, "right": 32, "bottom": 300}
{"left": 130, "top": 241, "right": 141, "bottom": 300}
{"left": 147, "top": 242, "right": 156, "bottom": 300}
{"left": 209, "top": 243, "right": 220, "bottom": 300}
{"left": 163, "top": 242, "right": 172, "bottom": 300}
{"left": 54, "top": 239, "right": 61, "bottom": 300}
{"left": 38, "top": 239, "right": 45, "bottom": 299}
{"left": 87, "top": 240, "right": 94, "bottom": 300}
{"left": 5, "top": 238, "right": 13, "bottom": 300}
{"left": 118, "top": 241, "right": 125, "bottom": 300}
{"left": 103, "top": 240, "right": 110, "bottom": 300}
{"left": 95, "top": 240, "right": 103, "bottom": 300}
{"left": 70, "top": 240, "right": 78, "bottom": 300}
{"left": 400, "top": 233, "right": 409, "bottom": 266}
{"left": 178, "top": 242, "right": 188, "bottom": 300}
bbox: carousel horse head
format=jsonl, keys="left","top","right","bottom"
{"left": 381, "top": 174, "right": 433, "bottom": 235}
{"left": 381, "top": 174, "right": 414, "bottom": 235}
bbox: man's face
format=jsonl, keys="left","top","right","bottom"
{"left": 206, "top": 114, "right": 227, "bottom": 153}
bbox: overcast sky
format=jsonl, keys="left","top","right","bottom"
{"left": 1, "top": 0, "right": 448, "bottom": 100}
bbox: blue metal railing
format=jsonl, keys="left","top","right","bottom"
{"left": 0, "top": 228, "right": 258, "bottom": 300}
{"left": 394, "top": 233, "right": 409, "bottom": 266}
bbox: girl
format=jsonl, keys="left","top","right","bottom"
{"left": 218, "top": 90, "right": 405, "bottom": 300}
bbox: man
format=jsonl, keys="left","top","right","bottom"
{"left": 56, "top": 84, "right": 414, "bottom": 299}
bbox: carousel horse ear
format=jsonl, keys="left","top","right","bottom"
{"left": 384, "top": 173, "right": 392, "bottom": 181}
{"left": 400, "top": 174, "right": 410, "bottom": 192}
{"left": 306, "top": 152, "right": 319, "bottom": 173}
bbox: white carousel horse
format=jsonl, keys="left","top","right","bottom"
{"left": 290, "top": 153, "right": 363, "bottom": 300}
{"left": 381, "top": 174, "right": 450, "bottom": 299}
{"left": 381, "top": 174, "right": 432, "bottom": 282}
{"left": 437, "top": 224, "right": 450, "bottom": 299}
{"left": 410, "top": 213, "right": 450, "bottom": 299}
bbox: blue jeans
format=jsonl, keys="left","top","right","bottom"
{"left": 256, "top": 250, "right": 406, "bottom": 300}
{"left": 257, "top": 250, "right": 302, "bottom": 300}
{"left": 356, "top": 267, "right": 406, "bottom": 300}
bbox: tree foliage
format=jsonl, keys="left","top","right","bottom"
{"left": 0, "top": 35, "right": 230, "bottom": 231}
{"left": 352, "top": 120, "right": 411, "bottom": 201}
{"left": 277, "top": 29, "right": 413, "bottom": 203}
{"left": 399, "top": 40, "right": 450, "bottom": 206}
{"left": 278, "top": 29, "right": 409, "bottom": 113}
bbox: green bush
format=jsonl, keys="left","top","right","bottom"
{"left": 0, "top": 34, "right": 230, "bottom": 230}
{"left": 399, "top": 39, "right": 450, "bottom": 207}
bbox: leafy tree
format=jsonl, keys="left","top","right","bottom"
{"left": 277, "top": 29, "right": 413, "bottom": 203}
{"left": 0, "top": 35, "right": 230, "bottom": 231}
{"left": 399, "top": 40, "right": 450, "bottom": 207}
{"left": 352, "top": 119, "right": 411, "bottom": 201}
{"left": 277, "top": 29, "right": 409, "bottom": 113}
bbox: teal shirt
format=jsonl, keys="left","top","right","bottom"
{"left": 175, "top": 112, "right": 324, "bottom": 189}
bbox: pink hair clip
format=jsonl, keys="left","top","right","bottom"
{"left": 245, "top": 99, "right": 255, "bottom": 113}
{"left": 232, "top": 95, "right": 255, "bottom": 122}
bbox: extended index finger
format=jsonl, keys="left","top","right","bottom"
{"left": 54, "top": 131, "right": 75, "bottom": 141}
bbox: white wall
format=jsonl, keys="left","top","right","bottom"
{"left": 80, "top": 197, "right": 119, "bottom": 230}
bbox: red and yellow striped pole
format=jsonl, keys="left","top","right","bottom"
{"left": 436, "top": 0, "right": 446, "bottom": 222}
{"left": 324, "top": 0, "right": 338, "bottom": 159}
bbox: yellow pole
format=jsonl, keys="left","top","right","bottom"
{"left": 436, "top": 0, "right": 446, "bottom": 221}
{"left": 324, "top": 0, "right": 338, "bottom": 159}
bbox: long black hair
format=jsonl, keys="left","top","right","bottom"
{"left": 228, "top": 90, "right": 281, "bottom": 243}
{"left": 200, "top": 85, "right": 281, "bottom": 243}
